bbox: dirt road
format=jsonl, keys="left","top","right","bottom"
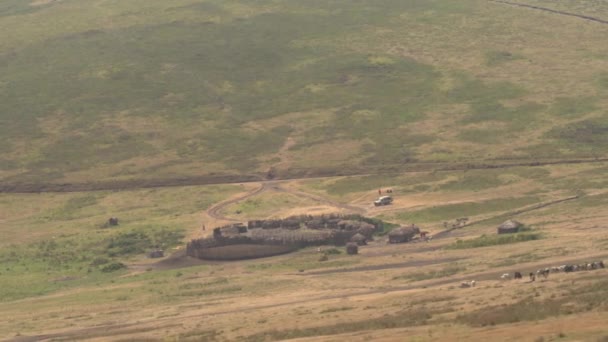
{"left": 2, "top": 157, "right": 606, "bottom": 193}
{"left": 491, "top": 0, "right": 608, "bottom": 25}
{"left": 11, "top": 252, "right": 608, "bottom": 342}
{"left": 204, "top": 180, "right": 365, "bottom": 223}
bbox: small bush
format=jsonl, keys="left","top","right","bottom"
{"left": 89, "top": 257, "right": 110, "bottom": 266}
{"left": 323, "top": 248, "right": 341, "bottom": 255}
{"left": 319, "top": 306, "right": 354, "bottom": 314}
{"left": 105, "top": 227, "right": 184, "bottom": 257}
{"left": 100, "top": 262, "right": 126, "bottom": 273}
{"left": 447, "top": 232, "right": 542, "bottom": 249}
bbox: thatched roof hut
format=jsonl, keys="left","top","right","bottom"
{"left": 219, "top": 224, "right": 247, "bottom": 236}
{"left": 497, "top": 220, "right": 523, "bottom": 234}
{"left": 148, "top": 250, "right": 164, "bottom": 258}
{"left": 346, "top": 242, "right": 358, "bottom": 255}
{"left": 350, "top": 233, "right": 367, "bottom": 246}
{"left": 388, "top": 225, "right": 420, "bottom": 244}
{"left": 356, "top": 222, "right": 376, "bottom": 237}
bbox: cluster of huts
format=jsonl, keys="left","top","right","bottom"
{"left": 187, "top": 214, "right": 423, "bottom": 261}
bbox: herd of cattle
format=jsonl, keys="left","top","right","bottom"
{"left": 462, "top": 260, "right": 605, "bottom": 288}
{"left": 503, "top": 260, "right": 605, "bottom": 281}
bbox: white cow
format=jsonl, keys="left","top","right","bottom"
{"left": 460, "top": 280, "right": 476, "bottom": 288}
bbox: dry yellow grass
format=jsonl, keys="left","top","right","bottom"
{"left": 2, "top": 163, "right": 608, "bottom": 341}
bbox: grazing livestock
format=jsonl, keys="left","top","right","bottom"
{"left": 501, "top": 261, "right": 605, "bottom": 286}
{"left": 537, "top": 268, "right": 549, "bottom": 279}
{"left": 540, "top": 261, "right": 605, "bottom": 275}
{"left": 460, "top": 280, "right": 476, "bottom": 288}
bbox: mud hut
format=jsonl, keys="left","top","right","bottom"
{"left": 218, "top": 224, "right": 247, "bottom": 236}
{"left": 306, "top": 218, "right": 324, "bottom": 229}
{"left": 497, "top": 220, "right": 523, "bottom": 234}
{"left": 350, "top": 233, "right": 367, "bottom": 246}
{"left": 148, "top": 250, "right": 164, "bottom": 258}
{"left": 388, "top": 225, "right": 420, "bottom": 243}
{"left": 346, "top": 242, "right": 358, "bottom": 255}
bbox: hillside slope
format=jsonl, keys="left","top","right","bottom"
{"left": 1, "top": 0, "right": 608, "bottom": 185}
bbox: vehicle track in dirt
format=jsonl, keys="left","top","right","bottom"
{"left": 2, "top": 157, "right": 607, "bottom": 193}
{"left": 125, "top": 252, "right": 608, "bottom": 320}
{"left": 490, "top": 0, "right": 608, "bottom": 25}
{"left": 204, "top": 181, "right": 365, "bottom": 223}
{"left": 431, "top": 195, "right": 583, "bottom": 240}
{"left": 12, "top": 253, "right": 608, "bottom": 342}
{"left": 272, "top": 183, "right": 366, "bottom": 214}
{"left": 295, "top": 257, "right": 463, "bottom": 276}
{"left": 205, "top": 182, "right": 269, "bottom": 222}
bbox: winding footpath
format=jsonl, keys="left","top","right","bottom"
{"left": 490, "top": 0, "right": 608, "bottom": 25}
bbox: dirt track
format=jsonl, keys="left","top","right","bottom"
{"left": 431, "top": 195, "right": 582, "bottom": 240}
{"left": 296, "top": 257, "right": 463, "bottom": 276}
{"left": 2, "top": 157, "right": 606, "bottom": 194}
{"left": 206, "top": 182, "right": 269, "bottom": 222}
{"left": 11, "top": 252, "right": 608, "bottom": 342}
{"left": 490, "top": 0, "right": 608, "bottom": 25}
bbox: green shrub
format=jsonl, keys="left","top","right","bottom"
{"left": 447, "top": 232, "right": 542, "bottom": 249}
{"left": 323, "top": 248, "right": 341, "bottom": 255}
{"left": 105, "top": 227, "right": 184, "bottom": 257}
{"left": 89, "top": 257, "right": 110, "bottom": 266}
{"left": 101, "top": 262, "right": 126, "bottom": 273}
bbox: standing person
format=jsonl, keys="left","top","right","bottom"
{"left": 378, "top": 189, "right": 382, "bottom": 195}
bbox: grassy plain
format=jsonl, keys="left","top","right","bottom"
{"left": 1, "top": 0, "right": 608, "bottom": 184}
{"left": 2, "top": 163, "right": 608, "bottom": 341}
{"left": 2, "top": 0, "right": 608, "bottom": 341}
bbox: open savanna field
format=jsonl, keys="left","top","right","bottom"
{"left": 2, "top": 163, "right": 608, "bottom": 341}
{"left": 2, "top": 0, "right": 608, "bottom": 186}
{"left": 2, "top": 0, "right": 608, "bottom": 341}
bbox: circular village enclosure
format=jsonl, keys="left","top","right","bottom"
{"left": 186, "top": 214, "right": 422, "bottom": 261}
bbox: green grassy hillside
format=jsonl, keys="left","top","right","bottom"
{"left": 1, "top": 0, "right": 607, "bottom": 184}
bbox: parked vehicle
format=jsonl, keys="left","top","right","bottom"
{"left": 374, "top": 196, "right": 393, "bottom": 206}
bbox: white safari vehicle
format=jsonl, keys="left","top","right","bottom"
{"left": 374, "top": 196, "right": 393, "bottom": 206}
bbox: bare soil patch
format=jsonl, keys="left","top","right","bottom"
{"left": 298, "top": 257, "right": 463, "bottom": 276}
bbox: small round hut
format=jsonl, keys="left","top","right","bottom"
{"left": 497, "top": 220, "right": 523, "bottom": 234}
{"left": 388, "top": 225, "right": 420, "bottom": 244}
{"left": 346, "top": 242, "right": 358, "bottom": 255}
{"left": 350, "top": 233, "right": 367, "bottom": 246}
{"left": 148, "top": 249, "right": 164, "bottom": 258}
